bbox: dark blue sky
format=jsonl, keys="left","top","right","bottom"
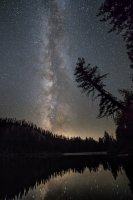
{"left": 0, "top": 0, "right": 131, "bottom": 138}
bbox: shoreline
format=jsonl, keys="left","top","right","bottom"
{"left": 0, "top": 152, "right": 130, "bottom": 159}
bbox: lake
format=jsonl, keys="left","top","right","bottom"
{"left": 0, "top": 156, "right": 133, "bottom": 200}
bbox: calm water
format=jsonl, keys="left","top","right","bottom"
{"left": 0, "top": 156, "right": 133, "bottom": 200}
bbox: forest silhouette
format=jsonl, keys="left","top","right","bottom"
{"left": 0, "top": 118, "right": 116, "bottom": 154}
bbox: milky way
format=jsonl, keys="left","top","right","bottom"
{"left": 39, "top": 0, "right": 72, "bottom": 133}
{"left": 0, "top": 0, "right": 132, "bottom": 138}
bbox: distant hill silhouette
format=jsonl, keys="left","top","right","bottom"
{"left": 0, "top": 118, "right": 116, "bottom": 154}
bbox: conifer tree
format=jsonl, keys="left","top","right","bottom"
{"left": 97, "top": 0, "right": 133, "bottom": 68}
{"left": 74, "top": 58, "right": 125, "bottom": 119}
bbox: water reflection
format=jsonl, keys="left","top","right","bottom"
{"left": 0, "top": 156, "right": 133, "bottom": 200}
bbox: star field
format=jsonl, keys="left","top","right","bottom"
{"left": 0, "top": 0, "right": 131, "bottom": 138}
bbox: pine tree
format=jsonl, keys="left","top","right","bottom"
{"left": 97, "top": 0, "right": 133, "bottom": 68}
{"left": 74, "top": 58, "right": 125, "bottom": 119}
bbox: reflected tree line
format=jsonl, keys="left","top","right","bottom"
{"left": 0, "top": 156, "right": 132, "bottom": 200}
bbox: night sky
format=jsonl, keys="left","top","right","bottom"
{"left": 0, "top": 0, "right": 131, "bottom": 138}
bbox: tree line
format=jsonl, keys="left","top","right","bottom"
{"left": 0, "top": 118, "right": 117, "bottom": 154}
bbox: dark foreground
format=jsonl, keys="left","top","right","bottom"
{"left": 0, "top": 155, "right": 133, "bottom": 200}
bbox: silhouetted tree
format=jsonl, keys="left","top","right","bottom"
{"left": 97, "top": 0, "right": 133, "bottom": 152}
{"left": 97, "top": 0, "right": 133, "bottom": 68}
{"left": 74, "top": 1, "right": 133, "bottom": 154}
{"left": 74, "top": 58, "right": 125, "bottom": 119}
{"left": 116, "top": 90, "right": 133, "bottom": 153}
{"left": 74, "top": 58, "right": 133, "bottom": 153}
